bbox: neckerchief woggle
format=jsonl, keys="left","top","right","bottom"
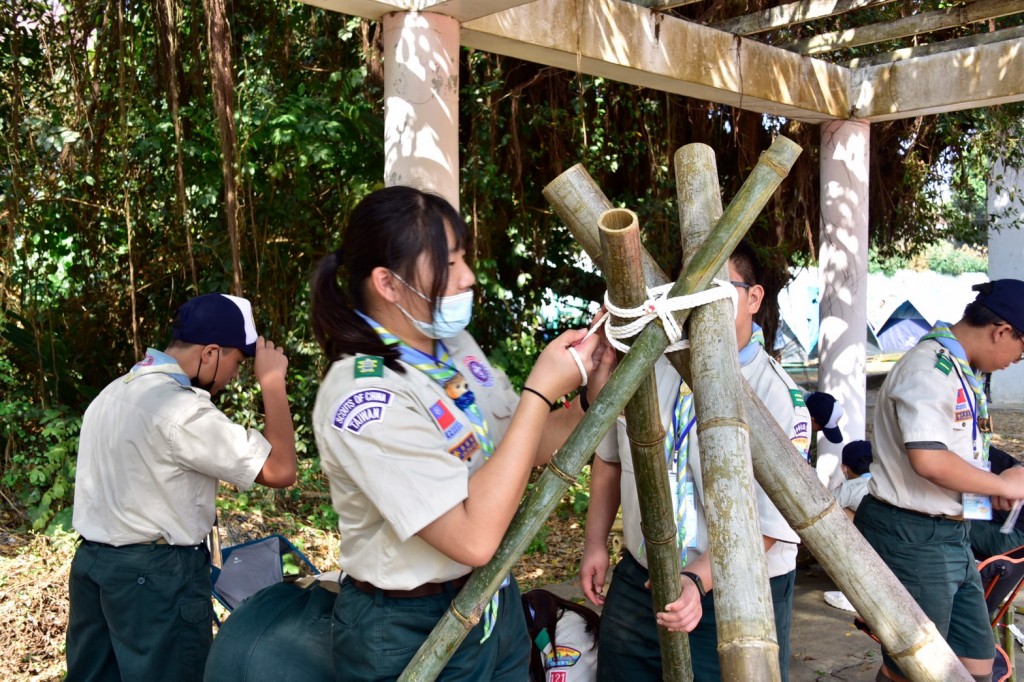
{"left": 356, "top": 310, "right": 502, "bottom": 641}
{"left": 920, "top": 322, "right": 991, "bottom": 459}
{"left": 356, "top": 311, "right": 495, "bottom": 459}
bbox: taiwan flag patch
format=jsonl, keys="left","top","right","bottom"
{"left": 430, "top": 400, "right": 464, "bottom": 439}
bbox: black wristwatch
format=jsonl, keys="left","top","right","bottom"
{"left": 681, "top": 571, "right": 707, "bottom": 597}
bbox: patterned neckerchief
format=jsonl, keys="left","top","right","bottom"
{"left": 356, "top": 311, "right": 495, "bottom": 459}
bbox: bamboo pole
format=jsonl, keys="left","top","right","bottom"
{"left": 677, "top": 143, "right": 780, "bottom": 680}
{"left": 397, "top": 138, "right": 794, "bottom": 680}
{"left": 545, "top": 140, "right": 972, "bottom": 682}
{"left": 599, "top": 208, "right": 692, "bottom": 681}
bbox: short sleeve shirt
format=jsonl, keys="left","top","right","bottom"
{"left": 72, "top": 350, "right": 271, "bottom": 546}
{"left": 596, "top": 346, "right": 811, "bottom": 577}
{"left": 868, "top": 338, "right": 980, "bottom": 516}
{"left": 313, "top": 332, "right": 519, "bottom": 589}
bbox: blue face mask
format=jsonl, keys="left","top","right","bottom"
{"left": 392, "top": 272, "right": 474, "bottom": 339}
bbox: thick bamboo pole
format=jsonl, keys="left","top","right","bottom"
{"left": 599, "top": 208, "right": 692, "bottom": 681}
{"left": 545, "top": 141, "right": 972, "bottom": 682}
{"left": 397, "top": 138, "right": 796, "bottom": 681}
{"left": 677, "top": 143, "right": 780, "bottom": 681}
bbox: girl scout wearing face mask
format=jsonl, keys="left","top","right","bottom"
{"left": 310, "top": 185, "right": 614, "bottom": 680}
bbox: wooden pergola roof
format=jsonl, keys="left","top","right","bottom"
{"left": 297, "top": 0, "right": 1024, "bottom": 123}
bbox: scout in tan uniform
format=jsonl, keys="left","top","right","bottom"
{"left": 67, "top": 293, "right": 297, "bottom": 682}
{"left": 855, "top": 279, "right": 1024, "bottom": 682}
{"left": 581, "top": 245, "right": 812, "bottom": 681}
{"left": 310, "top": 186, "right": 613, "bottom": 681}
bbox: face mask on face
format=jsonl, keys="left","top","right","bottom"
{"left": 392, "top": 272, "right": 474, "bottom": 339}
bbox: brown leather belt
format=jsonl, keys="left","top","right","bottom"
{"left": 348, "top": 574, "right": 471, "bottom": 599}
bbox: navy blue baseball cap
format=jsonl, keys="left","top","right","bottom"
{"left": 842, "top": 440, "right": 873, "bottom": 476}
{"left": 172, "top": 294, "right": 258, "bottom": 357}
{"left": 973, "top": 279, "right": 1024, "bottom": 332}
{"left": 805, "top": 391, "right": 844, "bottom": 444}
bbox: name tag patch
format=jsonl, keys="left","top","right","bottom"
{"left": 449, "top": 433, "right": 480, "bottom": 461}
{"left": 429, "top": 400, "right": 464, "bottom": 440}
{"left": 331, "top": 389, "right": 393, "bottom": 434}
{"left": 464, "top": 356, "right": 494, "bottom": 387}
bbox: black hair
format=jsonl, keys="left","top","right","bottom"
{"left": 310, "top": 186, "right": 469, "bottom": 371}
{"left": 964, "top": 282, "right": 1023, "bottom": 334}
{"left": 521, "top": 589, "right": 600, "bottom": 681}
{"left": 729, "top": 239, "right": 761, "bottom": 286}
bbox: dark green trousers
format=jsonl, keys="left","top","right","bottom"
{"left": 597, "top": 551, "right": 796, "bottom": 681}
{"left": 66, "top": 539, "right": 212, "bottom": 682}
{"left": 331, "top": 575, "right": 530, "bottom": 681}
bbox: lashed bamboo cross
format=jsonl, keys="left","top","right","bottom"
{"left": 545, "top": 150, "right": 973, "bottom": 680}
{"left": 398, "top": 136, "right": 802, "bottom": 681}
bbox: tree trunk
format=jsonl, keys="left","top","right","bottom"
{"left": 203, "top": 0, "right": 243, "bottom": 295}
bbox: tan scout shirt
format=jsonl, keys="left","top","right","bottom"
{"left": 313, "top": 332, "right": 518, "bottom": 590}
{"left": 597, "top": 346, "right": 812, "bottom": 578}
{"left": 73, "top": 349, "right": 270, "bottom": 546}
{"left": 869, "top": 338, "right": 982, "bottom": 516}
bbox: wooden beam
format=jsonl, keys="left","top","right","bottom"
{"left": 629, "top": 0, "right": 701, "bottom": 8}
{"left": 783, "top": 0, "right": 1024, "bottom": 56}
{"left": 848, "top": 24, "right": 1024, "bottom": 68}
{"left": 712, "top": 0, "right": 897, "bottom": 37}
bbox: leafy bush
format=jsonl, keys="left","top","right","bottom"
{"left": 924, "top": 242, "right": 988, "bottom": 276}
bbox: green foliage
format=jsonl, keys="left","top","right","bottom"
{"left": 867, "top": 246, "right": 911, "bottom": 276}
{"left": 924, "top": 242, "right": 988, "bottom": 276}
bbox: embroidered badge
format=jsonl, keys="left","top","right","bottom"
{"left": 789, "top": 389, "right": 806, "bottom": 408}
{"left": 551, "top": 673, "right": 568, "bottom": 682}
{"left": 546, "top": 645, "right": 583, "bottom": 668}
{"left": 331, "top": 389, "right": 393, "bottom": 434}
{"left": 449, "top": 433, "right": 480, "bottom": 461}
{"left": 464, "top": 355, "right": 494, "bottom": 387}
{"left": 429, "top": 400, "right": 464, "bottom": 440}
{"left": 954, "top": 388, "right": 972, "bottom": 422}
{"left": 354, "top": 356, "right": 384, "bottom": 379}
{"left": 935, "top": 355, "right": 954, "bottom": 376}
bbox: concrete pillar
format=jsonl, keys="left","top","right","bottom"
{"left": 382, "top": 11, "right": 460, "bottom": 210}
{"left": 989, "top": 160, "right": 1024, "bottom": 405}
{"left": 816, "top": 120, "right": 870, "bottom": 487}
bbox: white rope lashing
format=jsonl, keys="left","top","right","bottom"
{"left": 601, "top": 279, "right": 739, "bottom": 354}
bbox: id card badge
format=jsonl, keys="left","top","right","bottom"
{"left": 963, "top": 459, "right": 993, "bottom": 521}
{"left": 682, "top": 482, "right": 698, "bottom": 549}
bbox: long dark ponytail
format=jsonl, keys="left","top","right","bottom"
{"left": 310, "top": 186, "right": 469, "bottom": 372}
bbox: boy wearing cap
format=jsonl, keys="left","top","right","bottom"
{"left": 835, "top": 440, "right": 872, "bottom": 519}
{"left": 582, "top": 243, "right": 812, "bottom": 680}
{"left": 805, "top": 391, "right": 844, "bottom": 447}
{"left": 66, "top": 293, "right": 296, "bottom": 682}
{"left": 855, "top": 280, "right": 1024, "bottom": 682}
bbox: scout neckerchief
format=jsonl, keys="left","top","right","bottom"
{"left": 122, "top": 348, "right": 191, "bottom": 387}
{"left": 663, "top": 381, "right": 696, "bottom": 565}
{"left": 738, "top": 322, "right": 766, "bottom": 368}
{"left": 357, "top": 311, "right": 503, "bottom": 642}
{"left": 920, "top": 322, "right": 991, "bottom": 459}
{"left": 357, "top": 311, "right": 495, "bottom": 459}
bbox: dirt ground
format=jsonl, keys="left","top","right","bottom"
{"left": 4, "top": 405, "right": 1024, "bottom": 680}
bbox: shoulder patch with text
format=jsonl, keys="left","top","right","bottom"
{"left": 354, "top": 355, "right": 384, "bottom": 379}
{"left": 449, "top": 433, "right": 480, "bottom": 461}
{"left": 954, "top": 388, "right": 972, "bottom": 423}
{"left": 463, "top": 355, "right": 494, "bottom": 387}
{"left": 331, "top": 389, "right": 393, "bottom": 434}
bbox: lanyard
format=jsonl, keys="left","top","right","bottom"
{"left": 952, "top": 361, "right": 979, "bottom": 453}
